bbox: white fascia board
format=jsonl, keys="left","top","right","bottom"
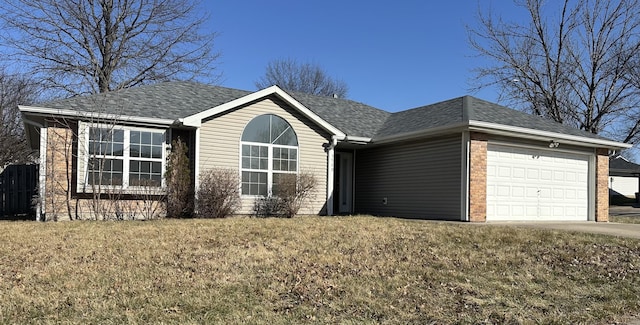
{"left": 181, "top": 86, "right": 346, "bottom": 137}
{"left": 19, "top": 105, "right": 177, "bottom": 127}
{"left": 468, "top": 120, "right": 632, "bottom": 149}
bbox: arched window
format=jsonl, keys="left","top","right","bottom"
{"left": 240, "top": 114, "right": 298, "bottom": 196}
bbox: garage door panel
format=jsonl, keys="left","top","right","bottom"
{"left": 540, "top": 169, "right": 553, "bottom": 180}
{"left": 486, "top": 144, "right": 590, "bottom": 221}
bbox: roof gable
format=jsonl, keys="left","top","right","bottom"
{"left": 181, "top": 85, "right": 346, "bottom": 137}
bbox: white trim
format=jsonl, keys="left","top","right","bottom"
{"left": 335, "top": 135, "right": 372, "bottom": 144}
{"left": 194, "top": 127, "right": 201, "bottom": 197}
{"left": 79, "top": 123, "right": 167, "bottom": 193}
{"left": 461, "top": 131, "right": 470, "bottom": 222}
{"left": 588, "top": 153, "right": 596, "bottom": 221}
{"left": 181, "top": 86, "right": 346, "bottom": 137}
{"left": 487, "top": 139, "right": 596, "bottom": 156}
{"left": 37, "top": 127, "right": 47, "bottom": 222}
{"left": 19, "top": 105, "right": 176, "bottom": 127}
{"left": 239, "top": 141, "right": 299, "bottom": 197}
{"left": 469, "top": 121, "right": 630, "bottom": 149}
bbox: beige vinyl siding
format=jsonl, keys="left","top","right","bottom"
{"left": 199, "top": 96, "right": 330, "bottom": 214}
{"left": 354, "top": 135, "right": 462, "bottom": 220}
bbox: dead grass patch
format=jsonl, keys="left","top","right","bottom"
{"left": 610, "top": 215, "right": 640, "bottom": 224}
{"left": 1, "top": 216, "right": 639, "bottom": 324}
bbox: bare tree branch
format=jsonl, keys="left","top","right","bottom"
{"left": 0, "top": 0, "right": 220, "bottom": 96}
{"left": 255, "top": 58, "right": 349, "bottom": 98}
{"left": 0, "top": 68, "right": 39, "bottom": 168}
{"left": 468, "top": 0, "right": 640, "bottom": 144}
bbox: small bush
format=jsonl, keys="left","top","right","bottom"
{"left": 252, "top": 196, "right": 285, "bottom": 218}
{"left": 165, "top": 139, "right": 194, "bottom": 218}
{"left": 196, "top": 168, "right": 241, "bottom": 218}
{"left": 252, "top": 171, "right": 317, "bottom": 218}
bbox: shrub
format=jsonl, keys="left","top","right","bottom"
{"left": 252, "top": 196, "right": 284, "bottom": 218}
{"left": 252, "top": 171, "right": 317, "bottom": 218}
{"left": 132, "top": 179, "right": 166, "bottom": 220}
{"left": 196, "top": 168, "right": 241, "bottom": 218}
{"left": 165, "top": 139, "right": 194, "bottom": 218}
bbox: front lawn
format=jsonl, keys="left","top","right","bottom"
{"left": 1, "top": 217, "right": 639, "bottom": 324}
{"left": 611, "top": 215, "right": 640, "bottom": 224}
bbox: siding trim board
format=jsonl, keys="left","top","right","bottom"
{"left": 461, "top": 131, "right": 470, "bottom": 221}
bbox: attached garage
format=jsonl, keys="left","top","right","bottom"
{"left": 486, "top": 144, "right": 590, "bottom": 221}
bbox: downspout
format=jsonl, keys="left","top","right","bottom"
{"left": 37, "top": 127, "right": 48, "bottom": 222}
{"left": 326, "top": 135, "right": 338, "bottom": 216}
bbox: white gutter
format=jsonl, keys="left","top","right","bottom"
{"left": 37, "top": 128, "right": 47, "bottom": 222}
{"left": 19, "top": 105, "right": 177, "bottom": 127}
{"left": 468, "top": 121, "right": 631, "bottom": 149}
{"left": 333, "top": 134, "right": 372, "bottom": 144}
{"left": 370, "top": 120, "right": 629, "bottom": 149}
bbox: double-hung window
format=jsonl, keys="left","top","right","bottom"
{"left": 85, "top": 125, "right": 165, "bottom": 189}
{"left": 240, "top": 114, "right": 298, "bottom": 196}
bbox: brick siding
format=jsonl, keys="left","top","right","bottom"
{"left": 43, "top": 124, "right": 165, "bottom": 221}
{"left": 469, "top": 132, "right": 488, "bottom": 222}
{"left": 595, "top": 148, "right": 609, "bottom": 222}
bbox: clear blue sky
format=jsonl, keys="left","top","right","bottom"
{"left": 205, "top": 1, "right": 525, "bottom": 112}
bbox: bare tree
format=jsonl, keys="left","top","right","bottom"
{"left": 468, "top": 0, "right": 640, "bottom": 144}
{"left": 0, "top": 69, "right": 39, "bottom": 169}
{"left": 0, "top": 0, "right": 219, "bottom": 96}
{"left": 255, "top": 58, "right": 349, "bottom": 98}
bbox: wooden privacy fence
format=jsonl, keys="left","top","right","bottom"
{"left": 0, "top": 164, "right": 38, "bottom": 219}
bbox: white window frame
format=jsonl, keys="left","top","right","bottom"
{"left": 81, "top": 123, "right": 167, "bottom": 192}
{"left": 239, "top": 141, "right": 299, "bottom": 197}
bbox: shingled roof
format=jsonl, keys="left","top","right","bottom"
{"left": 36, "top": 81, "right": 614, "bottom": 143}
{"left": 42, "top": 82, "right": 252, "bottom": 121}
{"left": 288, "top": 91, "right": 390, "bottom": 138}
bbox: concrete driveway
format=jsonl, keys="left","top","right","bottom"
{"left": 482, "top": 205, "right": 640, "bottom": 239}
{"left": 487, "top": 222, "right": 640, "bottom": 239}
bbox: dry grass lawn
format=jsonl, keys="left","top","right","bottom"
{"left": 1, "top": 216, "right": 640, "bottom": 324}
{"left": 611, "top": 215, "right": 640, "bottom": 224}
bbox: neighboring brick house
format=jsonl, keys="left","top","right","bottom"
{"left": 20, "top": 82, "right": 629, "bottom": 221}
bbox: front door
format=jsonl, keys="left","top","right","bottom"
{"left": 335, "top": 152, "right": 353, "bottom": 214}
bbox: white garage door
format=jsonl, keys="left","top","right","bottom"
{"left": 486, "top": 144, "right": 590, "bottom": 221}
